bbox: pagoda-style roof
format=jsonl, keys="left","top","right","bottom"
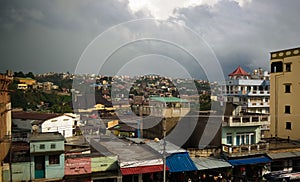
{"left": 228, "top": 66, "right": 250, "bottom": 76}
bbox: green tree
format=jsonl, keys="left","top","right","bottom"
{"left": 26, "top": 72, "right": 35, "bottom": 79}
{"left": 14, "top": 71, "right": 25, "bottom": 77}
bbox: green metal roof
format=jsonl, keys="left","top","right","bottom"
{"left": 150, "top": 96, "right": 188, "bottom": 103}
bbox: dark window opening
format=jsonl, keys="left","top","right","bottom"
{"left": 271, "top": 61, "right": 283, "bottom": 73}
{"left": 285, "top": 105, "right": 291, "bottom": 114}
{"left": 49, "top": 155, "right": 60, "bottom": 165}
{"left": 286, "top": 122, "right": 292, "bottom": 130}
{"left": 286, "top": 63, "right": 291, "bottom": 72}
{"left": 285, "top": 84, "right": 291, "bottom": 93}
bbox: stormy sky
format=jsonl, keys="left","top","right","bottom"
{"left": 1, "top": 0, "right": 300, "bottom": 80}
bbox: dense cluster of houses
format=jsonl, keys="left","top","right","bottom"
{"left": 3, "top": 47, "right": 300, "bottom": 181}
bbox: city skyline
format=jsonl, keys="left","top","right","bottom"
{"left": 1, "top": 0, "right": 300, "bottom": 79}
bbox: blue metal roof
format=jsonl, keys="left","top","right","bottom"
{"left": 228, "top": 156, "right": 272, "bottom": 166}
{"left": 166, "top": 152, "right": 197, "bottom": 172}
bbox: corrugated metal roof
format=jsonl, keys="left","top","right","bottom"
{"left": 166, "top": 152, "right": 197, "bottom": 172}
{"left": 268, "top": 151, "right": 300, "bottom": 160}
{"left": 191, "top": 157, "right": 231, "bottom": 170}
{"left": 93, "top": 136, "right": 161, "bottom": 162}
{"left": 29, "top": 132, "right": 65, "bottom": 142}
{"left": 12, "top": 111, "right": 61, "bottom": 121}
{"left": 121, "top": 165, "right": 165, "bottom": 175}
{"left": 126, "top": 138, "right": 186, "bottom": 154}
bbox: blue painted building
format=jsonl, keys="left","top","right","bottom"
{"left": 29, "top": 132, "right": 65, "bottom": 180}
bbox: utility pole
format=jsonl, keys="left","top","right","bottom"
{"left": 163, "top": 118, "right": 166, "bottom": 182}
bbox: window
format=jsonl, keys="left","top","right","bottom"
{"left": 226, "top": 133, "right": 232, "bottom": 145}
{"left": 39, "top": 144, "right": 45, "bottom": 149}
{"left": 50, "top": 144, "right": 56, "bottom": 149}
{"left": 271, "top": 61, "right": 283, "bottom": 73}
{"left": 51, "top": 120, "right": 57, "bottom": 122}
{"left": 265, "top": 85, "right": 269, "bottom": 91}
{"left": 285, "top": 63, "right": 291, "bottom": 72}
{"left": 49, "top": 155, "right": 60, "bottom": 165}
{"left": 63, "top": 119, "right": 69, "bottom": 121}
{"left": 286, "top": 122, "right": 292, "bottom": 130}
{"left": 236, "top": 133, "right": 255, "bottom": 145}
{"left": 285, "top": 105, "right": 291, "bottom": 114}
{"left": 285, "top": 84, "right": 291, "bottom": 93}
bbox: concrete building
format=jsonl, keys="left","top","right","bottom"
{"left": 219, "top": 66, "right": 271, "bottom": 179}
{"left": 269, "top": 47, "right": 300, "bottom": 140}
{"left": 0, "top": 71, "right": 13, "bottom": 182}
{"left": 29, "top": 132, "right": 65, "bottom": 180}
{"left": 220, "top": 66, "right": 270, "bottom": 148}
{"left": 12, "top": 111, "right": 79, "bottom": 138}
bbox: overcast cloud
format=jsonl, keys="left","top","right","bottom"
{"left": 1, "top": 0, "right": 300, "bottom": 79}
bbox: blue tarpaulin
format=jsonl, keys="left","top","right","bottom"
{"left": 228, "top": 156, "right": 272, "bottom": 166}
{"left": 166, "top": 152, "right": 197, "bottom": 172}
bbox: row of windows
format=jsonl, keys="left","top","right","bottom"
{"left": 226, "top": 86, "right": 269, "bottom": 91}
{"left": 226, "top": 133, "right": 255, "bottom": 145}
{"left": 271, "top": 62, "right": 291, "bottom": 73}
{"left": 39, "top": 143, "right": 56, "bottom": 149}
{"left": 51, "top": 119, "right": 69, "bottom": 122}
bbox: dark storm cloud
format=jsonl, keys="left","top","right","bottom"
{"left": 1, "top": 0, "right": 300, "bottom": 79}
{"left": 0, "top": 0, "right": 136, "bottom": 73}
{"left": 173, "top": 0, "right": 300, "bottom": 75}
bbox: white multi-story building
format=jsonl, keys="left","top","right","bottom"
{"left": 224, "top": 66, "right": 270, "bottom": 115}
{"left": 219, "top": 66, "right": 270, "bottom": 158}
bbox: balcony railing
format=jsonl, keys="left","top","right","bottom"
{"left": 222, "top": 115, "right": 270, "bottom": 127}
{"left": 222, "top": 143, "right": 269, "bottom": 157}
{"left": 188, "top": 148, "right": 220, "bottom": 157}
{"left": 248, "top": 90, "right": 270, "bottom": 96}
{"left": 248, "top": 102, "right": 269, "bottom": 107}
{"left": 136, "top": 107, "right": 190, "bottom": 118}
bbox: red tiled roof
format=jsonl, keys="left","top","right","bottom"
{"left": 121, "top": 165, "right": 167, "bottom": 175}
{"left": 12, "top": 111, "right": 61, "bottom": 121}
{"left": 228, "top": 66, "right": 250, "bottom": 76}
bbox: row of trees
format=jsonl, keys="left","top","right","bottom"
{"left": 11, "top": 89, "right": 73, "bottom": 113}
{"left": 14, "top": 71, "right": 35, "bottom": 79}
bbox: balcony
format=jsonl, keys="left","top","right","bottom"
{"left": 248, "top": 102, "right": 269, "bottom": 107}
{"left": 222, "top": 115, "right": 270, "bottom": 127}
{"left": 248, "top": 90, "right": 270, "bottom": 96}
{"left": 136, "top": 106, "right": 190, "bottom": 118}
{"left": 222, "top": 143, "right": 269, "bottom": 157}
{"left": 225, "top": 90, "right": 249, "bottom": 96}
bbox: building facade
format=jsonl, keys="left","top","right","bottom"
{"left": 219, "top": 66, "right": 271, "bottom": 180}
{"left": 0, "top": 71, "right": 13, "bottom": 182}
{"left": 221, "top": 66, "right": 270, "bottom": 147}
{"left": 29, "top": 132, "right": 65, "bottom": 180}
{"left": 269, "top": 47, "right": 300, "bottom": 140}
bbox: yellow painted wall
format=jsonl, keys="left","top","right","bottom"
{"left": 270, "top": 49, "right": 300, "bottom": 140}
